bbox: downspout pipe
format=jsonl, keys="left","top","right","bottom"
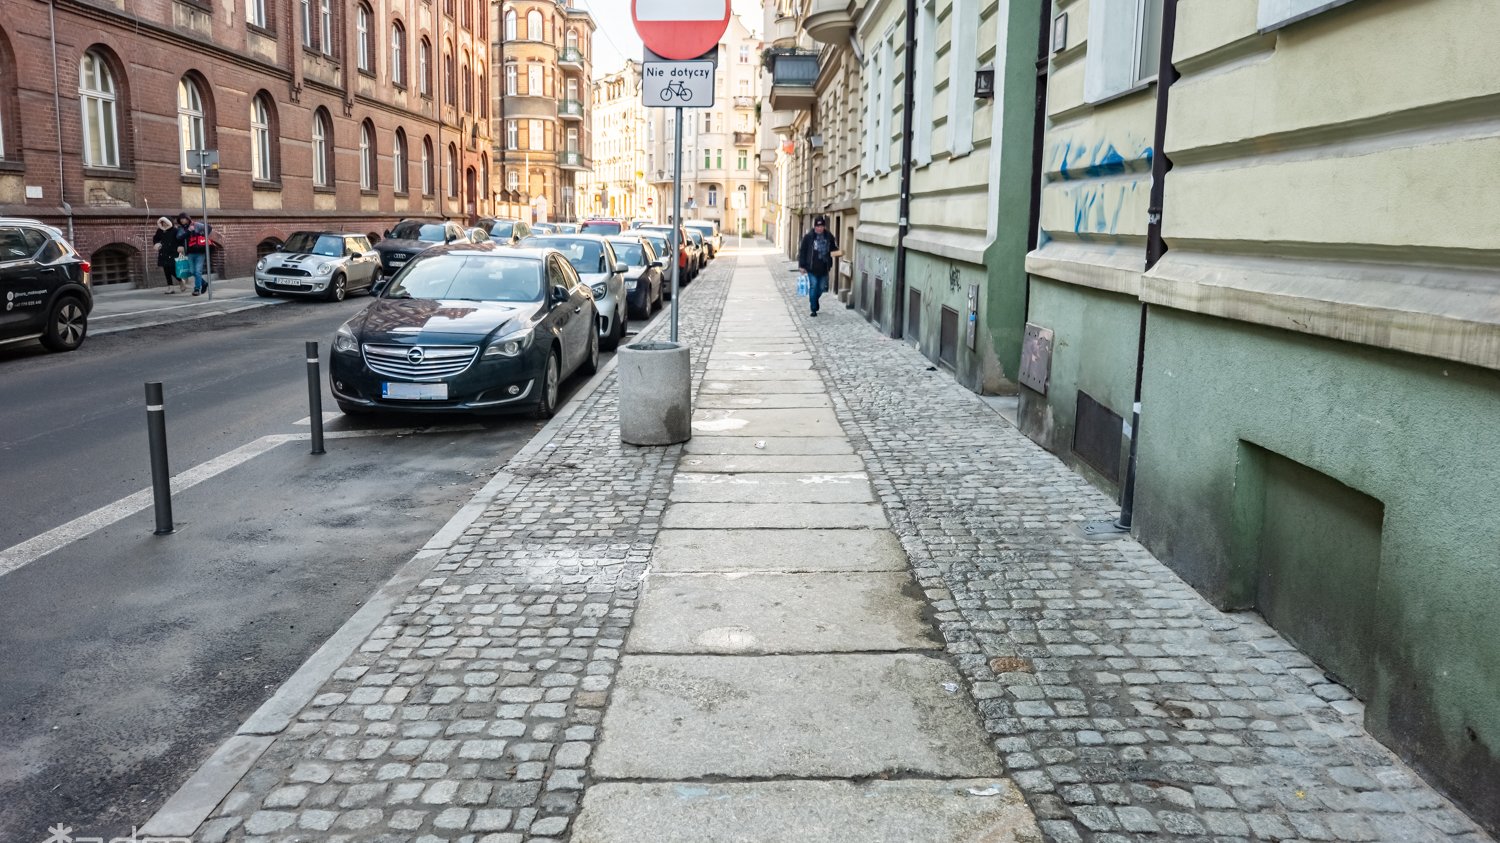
{"left": 891, "top": 0, "right": 918, "bottom": 339}
{"left": 48, "top": 0, "right": 75, "bottom": 243}
{"left": 1115, "top": 0, "right": 1178, "bottom": 530}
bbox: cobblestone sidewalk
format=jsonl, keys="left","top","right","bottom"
{"left": 772, "top": 253, "right": 1491, "bottom": 843}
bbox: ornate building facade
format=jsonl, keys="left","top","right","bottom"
{"left": 586, "top": 61, "right": 647, "bottom": 221}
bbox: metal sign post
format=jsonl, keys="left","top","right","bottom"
{"left": 190, "top": 149, "right": 220, "bottom": 301}
{"left": 670, "top": 106, "right": 683, "bottom": 341}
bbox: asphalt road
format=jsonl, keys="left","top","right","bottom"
{"left": 0, "top": 299, "right": 605, "bottom": 839}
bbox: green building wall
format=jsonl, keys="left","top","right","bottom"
{"left": 1134, "top": 308, "right": 1500, "bottom": 828}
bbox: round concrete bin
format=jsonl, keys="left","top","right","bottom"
{"left": 618, "top": 340, "right": 692, "bottom": 446}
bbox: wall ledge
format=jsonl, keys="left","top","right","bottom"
{"left": 1025, "top": 239, "right": 1145, "bottom": 296}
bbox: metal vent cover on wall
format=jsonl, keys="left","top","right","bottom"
{"left": 939, "top": 306, "right": 958, "bottom": 367}
{"left": 1074, "top": 390, "right": 1123, "bottom": 485}
{"left": 858, "top": 271, "right": 869, "bottom": 315}
{"left": 907, "top": 288, "right": 921, "bottom": 342}
{"left": 873, "top": 276, "right": 884, "bottom": 331}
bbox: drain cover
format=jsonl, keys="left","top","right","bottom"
{"left": 1080, "top": 517, "right": 1129, "bottom": 538}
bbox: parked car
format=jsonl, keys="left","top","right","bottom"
{"left": 466, "top": 228, "right": 493, "bottom": 244}
{"left": 0, "top": 218, "right": 92, "bottom": 352}
{"left": 606, "top": 236, "right": 664, "bottom": 318}
{"left": 556, "top": 223, "right": 581, "bottom": 234}
{"left": 640, "top": 225, "right": 697, "bottom": 282}
{"left": 255, "top": 231, "right": 380, "bottom": 301}
{"left": 531, "top": 223, "right": 558, "bottom": 235}
{"left": 635, "top": 232, "right": 681, "bottom": 297}
{"left": 329, "top": 244, "right": 600, "bottom": 418}
{"left": 375, "top": 219, "right": 470, "bottom": 277}
{"left": 684, "top": 220, "right": 721, "bottom": 259}
{"left": 479, "top": 218, "right": 532, "bottom": 245}
{"left": 520, "top": 234, "right": 628, "bottom": 350}
{"left": 685, "top": 229, "right": 708, "bottom": 274}
{"left": 628, "top": 220, "right": 654, "bottom": 230}
{"left": 579, "top": 219, "right": 624, "bottom": 236}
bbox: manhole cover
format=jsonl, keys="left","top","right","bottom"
{"left": 1079, "top": 517, "right": 1129, "bottom": 540}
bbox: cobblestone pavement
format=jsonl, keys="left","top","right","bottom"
{"left": 771, "top": 253, "right": 1492, "bottom": 843}
{"left": 190, "top": 258, "right": 734, "bottom": 842}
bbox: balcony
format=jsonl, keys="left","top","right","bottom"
{"left": 805, "top": 0, "right": 856, "bottom": 45}
{"left": 768, "top": 51, "right": 818, "bottom": 111}
{"left": 769, "top": 13, "right": 798, "bottom": 48}
{"left": 733, "top": 131, "right": 755, "bottom": 147}
{"left": 558, "top": 47, "right": 583, "bottom": 70}
{"left": 733, "top": 96, "right": 755, "bottom": 110}
{"left": 559, "top": 99, "right": 584, "bottom": 120}
{"left": 559, "top": 150, "right": 586, "bottom": 169}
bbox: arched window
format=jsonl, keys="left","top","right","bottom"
{"left": 356, "top": 3, "right": 373, "bottom": 73}
{"left": 391, "top": 22, "right": 406, "bottom": 86}
{"left": 443, "top": 43, "right": 455, "bottom": 105}
{"left": 504, "top": 9, "right": 516, "bottom": 41}
{"left": 418, "top": 38, "right": 432, "bottom": 97}
{"left": 79, "top": 51, "right": 120, "bottom": 168}
{"left": 447, "top": 143, "right": 458, "bottom": 197}
{"left": 565, "top": 29, "right": 577, "bottom": 53}
{"left": 312, "top": 108, "right": 332, "bottom": 187}
{"left": 0, "top": 30, "right": 16, "bottom": 161}
{"left": 481, "top": 154, "right": 489, "bottom": 202}
{"left": 359, "top": 120, "right": 376, "bottom": 190}
{"left": 177, "top": 75, "right": 208, "bottom": 174}
{"left": 526, "top": 9, "right": 542, "bottom": 40}
{"left": 421, "top": 135, "right": 434, "bottom": 195}
{"left": 478, "top": 65, "right": 488, "bottom": 119}
{"left": 393, "top": 128, "right": 407, "bottom": 194}
{"left": 461, "top": 54, "right": 472, "bottom": 113}
{"left": 251, "top": 93, "right": 275, "bottom": 182}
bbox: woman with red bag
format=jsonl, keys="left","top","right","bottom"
{"left": 174, "top": 212, "right": 212, "bottom": 295}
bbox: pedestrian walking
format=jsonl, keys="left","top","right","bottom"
{"left": 797, "top": 215, "right": 840, "bottom": 317}
{"left": 151, "top": 217, "right": 183, "bottom": 293}
{"left": 174, "top": 212, "right": 212, "bottom": 295}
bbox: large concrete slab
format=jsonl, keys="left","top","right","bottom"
{"left": 592, "top": 654, "right": 1004, "bottom": 779}
{"left": 700, "top": 370, "right": 822, "bottom": 382}
{"left": 653, "top": 529, "right": 907, "bottom": 572}
{"left": 678, "top": 453, "right": 865, "bottom": 473}
{"left": 697, "top": 393, "right": 834, "bottom": 409}
{"left": 704, "top": 359, "right": 814, "bottom": 371}
{"left": 671, "top": 473, "right": 874, "bottom": 503}
{"left": 682, "top": 436, "right": 853, "bottom": 455}
{"left": 629, "top": 572, "right": 938, "bottom": 654}
{"left": 700, "top": 380, "right": 826, "bottom": 394}
{"left": 692, "top": 407, "right": 842, "bottom": 437}
{"left": 663, "top": 503, "right": 888, "bottom": 529}
{"left": 710, "top": 350, "right": 810, "bottom": 360}
{"left": 573, "top": 779, "right": 1040, "bottom": 843}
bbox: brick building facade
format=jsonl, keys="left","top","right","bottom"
{"left": 0, "top": 0, "right": 491, "bottom": 285}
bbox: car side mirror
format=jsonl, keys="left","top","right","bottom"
{"left": 649, "top": 260, "right": 663, "bottom": 269}
{"left": 612, "top": 266, "right": 626, "bottom": 275}
{"left": 550, "top": 285, "right": 570, "bottom": 306}
{"left": 382, "top": 230, "right": 392, "bottom": 239}
{"left": 372, "top": 279, "right": 388, "bottom": 295}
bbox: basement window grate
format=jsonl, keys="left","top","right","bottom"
{"left": 1074, "top": 390, "right": 1123, "bottom": 485}
{"left": 907, "top": 288, "right": 921, "bottom": 341}
{"left": 939, "top": 306, "right": 958, "bottom": 367}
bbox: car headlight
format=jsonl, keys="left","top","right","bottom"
{"left": 256, "top": 259, "right": 267, "bottom": 271}
{"left": 483, "top": 328, "right": 533, "bottom": 358}
{"left": 334, "top": 325, "right": 358, "bottom": 353}
{"left": 590, "top": 283, "right": 607, "bottom": 299}
{"left": 316, "top": 263, "right": 334, "bottom": 276}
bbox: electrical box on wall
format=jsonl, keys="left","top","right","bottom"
{"left": 966, "top": 283, "right": 979, "bottom": 351}
{"left": 1019, "top": 322, "right": 1054, "bottom": 394}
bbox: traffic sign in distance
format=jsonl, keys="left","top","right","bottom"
{"left": 632, "top": 0, "right": 731, "bottom": 61}
{"left": 642, "top": 61, "right": 715, "bottom": 108}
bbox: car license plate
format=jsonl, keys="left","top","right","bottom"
{"left": 383, "top": 382, "right": 448, "bottom": 400}
{"left": 625, "top": 280, "right": 637, "bottom": 290}
{"left": 390, "top": 257, "right": 407, "bottom": 265}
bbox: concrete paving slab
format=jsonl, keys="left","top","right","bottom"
{"left": 682, "top": 436, "right": 853, "bottom": 455}
{"left": 692, "top": 407, "right": 843, "bottom": 437}
{"left": 653, "top": 528, "right": 907, "bottom": 572}
{"left": 697, "top": 393, "right": 834, "bottom": 409}
{"left": 704, "top": 358, "right": 814, "bottom": 371}
{"left": 663, "top": 503, "right": 888, "bottom": 529}
{"left": 710, "top": 350, "right": 811, "bottom": 359}
{"left": 670, "top": 472, "right": 875, "bottom": 503}
{"left": 628, "top": 572, "right": 938, "bottom": 654}
{"left": 677, "top": 453, "right": 865, "bottom": 473}
{"left": 700, "top": 380, "right": 826, "bottom": 394}
{"left": 572, "top": 779, "right": 1040, "bottom": 843}
{"left": 700, "top": 370, "right": 823, "bottom": 382}
{"left": 592, "top": 654, "right": 1004, "bottom": 779}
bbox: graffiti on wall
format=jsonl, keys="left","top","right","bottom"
{"left": 1046, "top": 135, "right": 1154, "bottom": 239}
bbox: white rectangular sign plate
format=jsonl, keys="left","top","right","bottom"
{"left": 642, "top": 61, "right": 716, "bottom": 108}
{"left": 636, "top": 0, "right": 723, "bottom": 21}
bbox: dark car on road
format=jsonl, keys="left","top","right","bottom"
{"left": 636, "top": 231, "right": 682, "bottom": 296}
{"left": 330, "top": 244, "right": 600, "bottom": 418}
{"left": 579, "top": 219, "right": 624, "bottom": 236}
{"left": 480, "top": 217, "right": 532, "bottom": 245}
{"left": 640, "top": 225, "right": 697, "bottom": 283}
{"left": 606, "top": 236, "right": 664, "bottom": 318}
{"left": 374, "top": 219, "right": 471, "bottom": 277}
{"left": 0, "top": 218, "right": 92, "bottom": 352}
{"left": 254, "top": 231, "right": 380, "bottom": 301}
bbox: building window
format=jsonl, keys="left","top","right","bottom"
{"left": 422, "top": 135, "right": 434, "bottom": 195}
{"left": 912, "top": 0, "right": 936, "bottom": 166}
{"left": 566, "top": 126, "right": 577, "bottom": 152}
{"left": 506, "top": 119, "right": 518, "bottom": 149}
{"left": 715, "top": 149, "right": 722, "bottom": 169}
{"left": 707, "top": 185, "right": 718, "bottom": 207}
{"left": 177, "top": 76, "right": 207, "bottom": 175}
{"left": 1084, "top": 0, "right": 1163, "bottom": 102}
{"left": 504, "top": 9, "right": 516, "bottom": 40}
{"left": 565, "top": 29, "right": 577, "bottom": 53}
{"left": 247, "top": 0, "right": 267, "bottom": 28}
{"left": 529, "top": 119, "right": 543, "bottom": 151}
{"left": 301, "top": 0, "right": 312, "bottom": 46}
{"left": 359, "top": 120, "right": 376, "bottom": 190}
{"left": 320, "top": 0, "right": 333, "bottom": 55}
{"left": 392, "top": 22, "right": 406, "bottom": 86}
{"left": 419, "top": 38, "right": 432, "bottom": 97}
{"left": 566, "top": 78, "right": 578, "bottom": 103}
{"left": 948, "top": 0, "right": 978, "bottom": 157}
{"left": 394, "top": 128, "right": 407, "bottom": 193}
{"left": 447, "top": 143, "right": 458, "bottom": 196}
{"left": 739, "top": 44, "right": 749, "bottom": 63}
{"left": 462, "top": 58, "right": 472, "bottom": 112}
{"left": 526, "top": 9, "right": 542, "bottom": 40}
{"left": 737, "top": 149, "right": 747, "bottom": 170}
{"left": 507, "top": 169, "right": 519, "bottom": 191}
{"left": 251, "top": 94, "right": 274, "bottom": 181}
{"left": 479, "top": 66, "right": 489, "bottom": 119}
{"left": 736, "top": 184, "right": 748, "bottom": 209}
{"left": 312, "top": 108, "right": 332, "bottom": 187}
{"left": 702, "top": 112, "right": 712, "bottom": 133}
{"left": 703, "top": 148, "right": 711, "bottom": 168}
{"left": 528, "top": 65, "right": 542, "bottom": 95}
{"left": 505, "top": 64, "right": 517, "bottom": 95}
{"left": 444, "top": 46, "right": 455, "bottom": 104}
{"left": 356, "top": 4, "right": 372, "bottom": 71}
{"left": 79, "top": 51, "right": 120, "bottom": 169}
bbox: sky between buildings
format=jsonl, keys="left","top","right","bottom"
{"left": 577, "top": 0, "right": 767, "bottom": 76}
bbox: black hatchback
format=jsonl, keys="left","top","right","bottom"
{"left": 330, "top": 244, "right": 600, "bottom": 418}
{"left": 0, "top": 219, "right": 93, "bottom": 352}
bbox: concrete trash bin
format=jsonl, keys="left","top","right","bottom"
{"left": 618, "top": 340, "right": 692, "bottom": 446}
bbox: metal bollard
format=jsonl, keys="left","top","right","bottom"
{"left": 145, "top": 382, "right": 174, "bottom": 535}
{"left": 306, "top": 341, "right": 326, "bottom": 455}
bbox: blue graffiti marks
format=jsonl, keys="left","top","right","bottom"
{"left": 1065, "top": 179, "right": 1143, "bottom": 239}
{"left": 1050, "top": 136, "right": 1152, "bottom": 181}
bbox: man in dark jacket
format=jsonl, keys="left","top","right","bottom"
{"left": 796, "top": 215, "right": 839, "bottom": 317}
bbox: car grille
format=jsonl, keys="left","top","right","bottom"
{"left": 362, "top": 344, "right": 478, "bottom": 379}
{"left": 268, "top": 266, "right": 311, "bottom": 277}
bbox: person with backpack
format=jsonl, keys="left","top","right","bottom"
{"left": 796, "top": 215, "right": 839, "bottom": 317}
{"left": 174, "top": 211, "right": 212, "bottom": 295}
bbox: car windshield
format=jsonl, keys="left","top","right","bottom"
{"left": 580, "top": 221, "right": 622, "bottom": 236}
{"left": 390, "top": 221, "right": 447, "bottom": 241}
{"left": 384, "top": 255, "right": 543, "bottom": 302}
{"left": 282, "top": 233, "right": 345, "bottom": 257}
{"left": 523, "top": 237, "right": 609, "bottom": 275}
{"left": 640, "top": 236, "right": 669, "bottom": 254}
{"left": 609, "top": 241, "right": 647, "bottom": 265}
{"left": 489, "top": 221, "right": 516, "bottom": 237}
{"left": 687, "top": 232, "right": 703, "bottom": 244}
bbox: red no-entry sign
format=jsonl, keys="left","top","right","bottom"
{"left": 632, "top": 0, "right": 731, "bottom": 61}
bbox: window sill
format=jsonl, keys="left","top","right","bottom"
{"left": 182, "top": 173, "right": 221, "bottom": 185}
{"left": 252, "top": 179, "right": 283, "bottom": 190}
{"left": 394, "top": 191, "right": 410, "bottom": 198}
{"left": 358, "top": 68, "right": 376, "bottom": 78}
{"left": 314, "top": 185, "right": 337, "bottom": 194}
{"left": 176, "top": 0, "right": 213, "bottom": 12}
{"left": 360, "top": 189, "right": 379, "bottom": 196}
{"left": 304, "top": 47, "right": 339, "bottom": 63}
{"left": 247, "top": 23, "right": 276, "bottom": 37}
{"left": 0, "top": 159, "right": 25, "bottom": 173}
{"left": 82, "top": 167, "right": 134, "bottom": 180}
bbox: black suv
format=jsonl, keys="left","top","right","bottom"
{"left": 0, "top": 218, "right": 92, "bottom": 352}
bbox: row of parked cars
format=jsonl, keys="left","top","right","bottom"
{"left": 316, "top": 216, "right": 722, "bottom": 419}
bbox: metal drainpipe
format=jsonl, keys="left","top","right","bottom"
{"left": 891, "top": 0, "right": 918, "bottom": 339}
{"left": 48, "top": 0, "right": 74, "bottom": 242}
{"left": 1115, "top": 0, "right": 1179, "bottom": 530}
